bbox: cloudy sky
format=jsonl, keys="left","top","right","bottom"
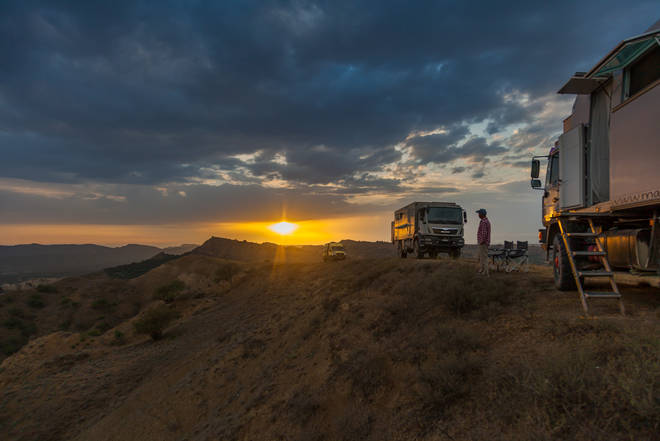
{"left": 1, "top": 1, "right": 658, "bottom": 246}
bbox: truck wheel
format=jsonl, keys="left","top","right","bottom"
{"left": 449, "top": 248, "right": 461, "bottom": 259}
{"left": 553, "top": 235, "right": 576, "bottom": 291}
{"left": 414, "top": 240, "right": 424, "bottom": 259}
{"left": 429, "top": 250, "right": 438, "bottom": 259}
{"left": 398, "top": 241, "right": 407, "bottom": 258}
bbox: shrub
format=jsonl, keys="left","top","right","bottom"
{"left": 490, "top": 336, "right": 660, "bottom": 438}
{"left": 215, "top": 262, "right": 241, "bottom": 283}
{"left": 19, "top": 321, "right": 36, "bottom": 337}
{"left": 1, "top": 337, "right": 25, "bottom": 356}
{"left": 36, "top": 284, "right": 57, "bottom": 293}
{"left": 154, "top": 280, "right": 186, "bottom": 303}
{"left": 287, "top": 388, "right": 321, "bottom": 425}
{"left": 9, "top": 307, "right": 25, "bottom": 318}
{"left": 2, "top": 316, "right": 22, "bottom": 329}
{"left": 428, "top": 266, "right": 522, "bottom": 317}
{"left": 26, "top": 294, "right": 45, "bottom": 309}
{"left": 418, "top": 352, "right": 483, "bottom": 416}
{"left": 2, "top": 316, "right": 36, "bottom": 337}
{"left": 134, "top": 305, "right": 180, "bottom": 340}
{"left": 111, "top": 330, "right": 126, "bottom": 345}
{"left": 91, "top": 298, "right": 115, "bottom": 311}
{"left": 336, "top": 351, "right": 391, "bottom": 398}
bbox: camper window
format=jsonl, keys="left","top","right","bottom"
{"left": 546, "top": 154, "right": 559, "bottom": 187}
{"left": 594, "top": 37, "right": 657, "bottom": 76}
{"left": 625, "top": 44, "right": 660, "bottom": 98}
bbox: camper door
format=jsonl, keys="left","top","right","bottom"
{"left": 559, "top": 124, "right": 585, "bottom": 210}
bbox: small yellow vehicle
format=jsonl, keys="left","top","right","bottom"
{"left": 322, "top": 242, "right": 346, "bottom": 261}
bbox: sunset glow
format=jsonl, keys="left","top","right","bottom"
{"left": 267, "top": 221, "right": 298, "bottom": 235}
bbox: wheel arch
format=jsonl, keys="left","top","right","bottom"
{"left": 546, "top": 222, "right": 560, "bottom": 258}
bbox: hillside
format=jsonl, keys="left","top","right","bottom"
{"left": 1, "top": 251, "right": 658, "bottom": 440}
{"left": 192, "top": 237, "right": 397, "bottom": 262}
{"left": 0, "top": 243, "right": 197, "bottom": 285}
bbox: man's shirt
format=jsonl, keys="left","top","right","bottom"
{"left": 477, "top": 217, "right": 491, "bottom": 245}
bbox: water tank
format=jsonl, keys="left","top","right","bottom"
{"left": 603, "top": 229, "right": 654, "bottom": 271}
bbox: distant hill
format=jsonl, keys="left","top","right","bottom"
{"left": 162, "top": 244, "right": 198, "bottom": 255}
{"left": 0, "top": 243, "right": 197, "bottom": 284}
{"left": 192, "top": 237, "right": 396, "bottom": 262}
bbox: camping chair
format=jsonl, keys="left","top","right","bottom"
{"left": 488, "top": 242, "right": 511, "bottom": 272}
{"left": 506, "top": 241, "right": 529, "bottom": 272}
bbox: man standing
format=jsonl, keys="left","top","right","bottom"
{"left": 476, "top": 209, "right": 491, "bottom": 276}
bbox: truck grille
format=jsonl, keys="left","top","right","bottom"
{"left": 432, "top": 228, "right": 458, "bottom": 235}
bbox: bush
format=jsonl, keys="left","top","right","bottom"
{"left": 36, "top": 284, "right": 57, "bottom": 293}
{"left": 491, "top": 336, "right": 660, "bottom": 438}
{"left": 91, "top": 298, "right": 115, "bottom": 311}
{"left": 134, "top": 305, "right": 180, "bottom": 340}
{"left": 418, "top": 353, "right": 483, "bottom": 417}
{"left": 111, "top": 330, "right": 126, "bottom": 345}
{"left": 154, "top": 280, "right": 186, "bottom": 303}
{"left": 9, "top": 307, "right": 25, "bottom": 318}
{"left": 336, "top": 351, "right": 391, "bottom": 398}
{"left": 429, "top": 266, "right": 522, "bottom": 316}
{"left": 215, "top": 262, "right": 241, "bottom": 283}
{"left": 1, "top": 337, "right": 25, "bottom": 356}
{"left": 26, "top": 294, "right": 45, "bottom": 309}
{"left": 2, "top": 316, "right": 22, "bottom": 329}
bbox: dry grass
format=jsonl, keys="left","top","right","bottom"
{"left": 1, "top": 256, "right": 658, "bottom": 441}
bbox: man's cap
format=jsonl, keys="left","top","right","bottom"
{"left": 476, "top": 208, "right": 487, "bottom": 215}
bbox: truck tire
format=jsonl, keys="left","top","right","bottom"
{"left": 398, "top": 241, "right": 407, "bottom": 259}
{"left": 553, "top": 235, "right": 576, "bottom": 291}
{"left": 449, "top": 248, "right": 461, "bottom": 259}
{"left": 414, "top": 239, "right": 424, "bottom": 259}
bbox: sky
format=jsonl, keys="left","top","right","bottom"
{"left": 1, "top": 1, "right": 658, "bottom": 246}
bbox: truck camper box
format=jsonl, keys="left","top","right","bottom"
{"left": 530, "top": 21, "right": 660, "bottom": 314}
{"left": 556, "top": 27, "right": 660, "bottom": 212}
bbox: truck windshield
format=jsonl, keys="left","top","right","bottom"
{"left": 427, "top": 207, "right": 462, "bottom": 224}
{"left": 332, "top": 246, "right": 344, "bottom": 251}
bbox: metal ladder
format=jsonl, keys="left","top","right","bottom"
{"left": 557, "top": 217, "right": 625, "bottom": 315}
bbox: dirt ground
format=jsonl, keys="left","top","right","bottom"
{"left": 1, "top": 254, "right": 659, "bottom": 441}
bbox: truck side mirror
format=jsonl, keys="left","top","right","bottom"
{"left": 531, "top": 179, "right": 543, "bottom": 189}
{"left": 531, "top": 159, "right": 540, "bottom": 179}
{"left": 463, "top": 210, "right": 467, "bottom": 223}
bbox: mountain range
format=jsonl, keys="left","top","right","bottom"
{"left": 0, "top": 243, "right": 198, "bottom": 284}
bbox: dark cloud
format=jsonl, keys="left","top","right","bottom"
{"left": 0, "top": 1, "right": 657, "bottom": 203}
{"left": 0, "top": 183, "right": 373, "bottom": 224}
{"left": 0, "top": 2, "right": 655, "bottom": 246}
{"left": 407, "top": 129, "right": 507, "bottom": 165}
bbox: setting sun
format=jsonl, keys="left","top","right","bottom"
{"left": 267, "top": 221, "right": 298, "bottom": 235}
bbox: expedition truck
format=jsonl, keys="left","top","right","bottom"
{"left": 530, "top": 23, "right": 660, "bottom": 314}
{"left": 391, "top": 202, "right": 467, "bottom": 259}
{"left": 322, "top": 242, "right": 346, "bottom": 261}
